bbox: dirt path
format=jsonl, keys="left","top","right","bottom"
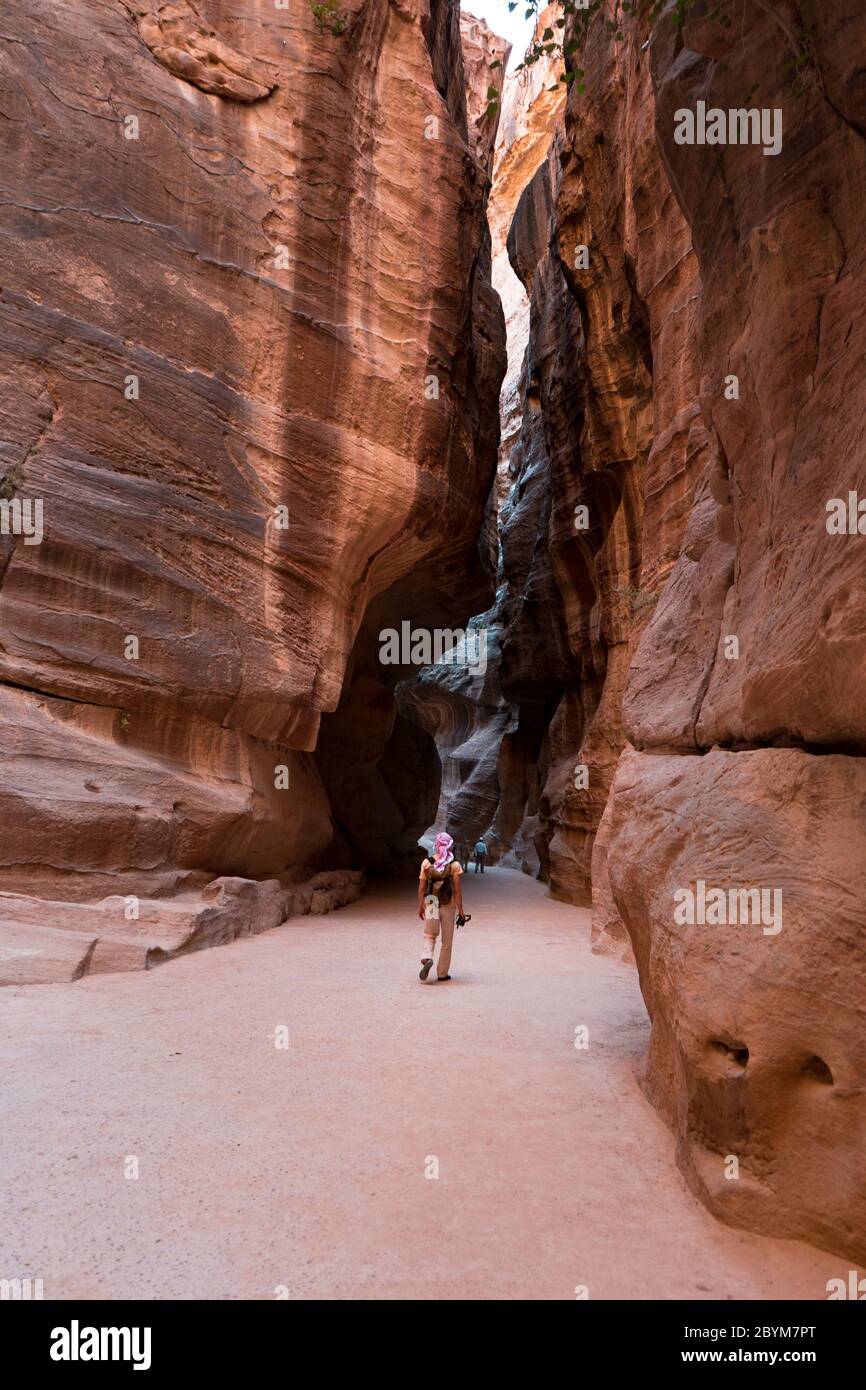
{"left": 0, "top": 867, "right": 840, "bottom": 1300}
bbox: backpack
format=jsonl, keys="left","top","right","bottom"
{"left": 425, "top": 861, "right": 454, "bottom": 906}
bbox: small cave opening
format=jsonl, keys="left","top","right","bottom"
{"left": 706, "top": 1039, "right": 750, "bottom": 1074}
{"left": 801, "top": 1055, "right": 834, "bottom": 1086}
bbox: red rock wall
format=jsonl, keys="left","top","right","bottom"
{"left": 393, "top": 22, "right": 566, "bottom": 871}
{"left": 483, "top": 0, "right": 866, "bottom": 1261}
{"left": 474, "top": 8, "right": 703, "bottom": 909}
{"left": 0, "top": 1, "right": 504, "bottom": 938}
{"left": 607, "top": 0, "right": 866, "bottom": 1261}
{"left": 313, "top": 7, "right": 508, "bottom": 875}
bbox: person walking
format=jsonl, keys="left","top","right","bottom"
{"left": 473, "top": 837, "right": 487, "bottom": 873}
{"left": 418, "top": 832, "right": 465, "bottom": 983}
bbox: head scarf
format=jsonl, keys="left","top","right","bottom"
{"left": 432, "top": 832, "right": 454, "bottom": 873}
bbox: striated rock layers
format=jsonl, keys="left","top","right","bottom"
{"left": 503, "top": 11, "right": 706, "bottom": 919}
{"left": 466, "top": 0, "right": 865, "bottom": 1263}
{"left": 0, "top": 0, "right": 505, "bottom": 975}
{"left": 417, "top": 1, "right": 702, "bottom": 893}
{"left": 313, "top": 6, "right": 507, "bottom": 876}
{"left": 605, "top": 0, "right": 866, "bottom": 1263}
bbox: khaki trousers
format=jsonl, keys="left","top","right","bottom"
{"left": 421, "top": 904, "right": 456, "bottom": 978}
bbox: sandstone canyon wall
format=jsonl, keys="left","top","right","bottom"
{"left": 313, "top": 7, "right": 508, "bottom": 875}
{"left": 0, "top": 0, "right": 506, "bottom": 976}
{"left": 606, "top": 0, "right": 866, "bottom": 1265}
{"left": 406, "top": 0, "right": 701, "bottom": 900}
{"left": 404, "top": 0, "right": 865, "bottom": 1264}
{"left": 3, "top": 0, "right": 865, "bottom": 1271}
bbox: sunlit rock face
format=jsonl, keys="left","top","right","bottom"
{"left": 461, "top": 10, "right": 511, "bottom": 171}
{"left": 313, "top": 5, "right": 507, "bottom": 875}
{"left": 0, "top": 0, "right": 504, "bottom": 964}
{"left": 489, "top": 11, "right": 566, "bottom": 479}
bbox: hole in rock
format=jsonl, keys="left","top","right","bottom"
{"left": 707, "top": 1039, "right": 749, "bottom": 1071}
{"left": 802, "top": 1055, "right": 834, "bottom": 1085}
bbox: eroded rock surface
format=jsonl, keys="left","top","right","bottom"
{"left": 0, "top": 0, "right": 504, "bottom": 971}
{"left": 490, "top": 0, "right": 866, "bottom": 1260}
{"left": 490, "top": 10, "right": 565, "bottom": 476}
{"left": 121, "top": 0, "right": 279, "bottom": 101}
{"left": 607, "top": 745, "right": 866, "bottom": 1263}
{"left": 413, "top": 0, "right": 866, "bottom": 1265}
{"left": 0, "top": 868, "right": 363, "bottom": 984}
{"left": 433, "top": 4, "right": 702, "bottom": 902}
{"left": 396, "top": 620, "right": 513, "bottom": 856}
{"left": 603, "top": 0, "right": 866, "bottom": 1262}
{"left": 313, "top": 7, "right": 507, "bottom": 875}
{"left": 460, "top": 9, "right": 510, "bottom": 171}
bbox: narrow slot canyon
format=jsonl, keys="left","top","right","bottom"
{"left": 1, "top": 0, "right": 864, "bottom": 1311}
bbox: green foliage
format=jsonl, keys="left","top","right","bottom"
{"left": 614, "top": 583, "right": 659, "bottom": 618}
{"left": 0, "top": 464, "right": 22, "bottom": 500}
{"left": 309, "top": 0, "right": 348, "bottom": 36}
{"left": 780, "top": 19, "right": 818, "bottom": 92}
{"left": 505, "top": 0, "right": 701, "bottom": 86}
{"left": 491, "top": 0, "right": 714, "bottom": 96}
{"left": 485, "top": 74, "right": 503, "bottom": 117}
{"left": 494, "top": 0, "right": 818, "bottom": 100}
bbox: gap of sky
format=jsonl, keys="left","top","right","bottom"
{"left": 461, "top": 0, "right": 536, "bottom": 72}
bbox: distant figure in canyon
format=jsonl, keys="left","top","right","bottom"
{"left": 473, "top": 838, "right": 488, "bottom": 873}
{"left": 418, "top": 832, "right": 465, "bottom": 983}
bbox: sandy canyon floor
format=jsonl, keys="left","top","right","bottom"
{"left": 0, "top": 868, "right": 841, "bottom": 1300}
